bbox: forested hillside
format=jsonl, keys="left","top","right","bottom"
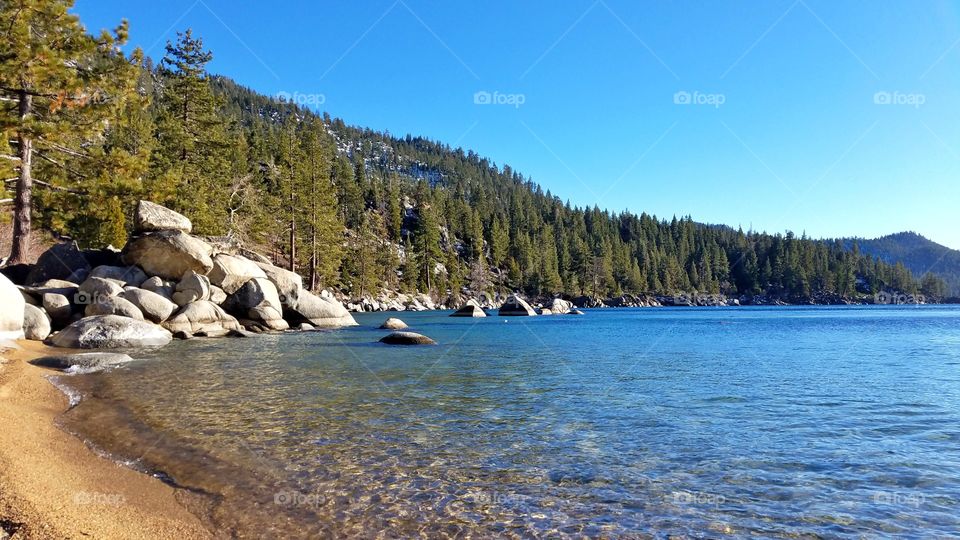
{"left": 1, "top": 11, "right": 947, "bottom": 303}
{"left": 842, "top": 233, "right": 960, "bottom": 296}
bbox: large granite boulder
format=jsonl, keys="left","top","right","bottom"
{"left": 47, "top": 315, "right": 172, "bottom": 349}
{"left": 451, "top": 298, "right": 487, "bottom": 318}
{"left": 253, "top": 262, "right": 302, "bottom": 307}
{"left": 223, "top": 278, "right": 288, "bottom": 331}
{"left": 25, "top": 241, "right": 90, "bottom": 285}
{"left": 23, "top": 304, "right": 52, "bottom": 341}
{"left": 85, "top": 296, "right": 144, "bottom": 320}
{"left": 42, "top": 292, "right": 73, "bottom": 324}
{"left": 0, "top": 273, "right": 25, "bottom": 339}
{"left": 122, "top": 230, "right": 214, "bottom": 280}
{"left": 30, "top": 352, "right": 134, "bottom": 371}
{"left": 284, "top": 290, "right": 357, "bottom": 328}
{"left": 380, "top": 317, "right": 408, "bottom": 329}
{"left": 498, "top": 295, "right": 537, "bottom": 316}
{"left": 209, "top": 254, "right": 267, "bottom": 295}
{"left": 163, "top": 301, "right": 243, "bottom": 337}
{"left": 77, "top": 277, "right": 124, "bottom": 304}
{"left": 89, "top": 265, "right": 148, "bottom": 287}
{"left": 121, "top": 288, "right": 178, "bottom": 323}
{"left": 140, "top": 276, "right": 174, "bottom": 300}
{"left": 134, "top": 200, "right": 192, "bottom": 234}
{"left": 546, "top": 298, "right": 574, "bottom": 314}
{"left": 172, "top": 271, "right": 211, "bottom": 307}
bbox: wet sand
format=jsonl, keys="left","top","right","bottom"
{"left": 0, "top": 340, "right": 211, "bottom": 540}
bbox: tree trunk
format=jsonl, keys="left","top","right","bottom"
{"left": 9, "top": 92, "right": 33, "bottom": 265}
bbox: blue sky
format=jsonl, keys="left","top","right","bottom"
{"left": 74, "top": 0, "right": 960, "bottom": 249}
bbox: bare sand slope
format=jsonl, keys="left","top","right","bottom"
{"left": 0, "top": 340, "right": 212, "bottom": 540}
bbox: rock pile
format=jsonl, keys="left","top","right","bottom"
{"left": 3, "top": 201, "right": 356, "bottom": 349}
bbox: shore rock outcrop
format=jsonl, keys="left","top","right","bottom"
{"left": 498, "top": 295, "right": 537, "bottom": 316}
{"left": 546, "top": 298, "right": 574, "bottom": 314}
{"left": 1, "top": 274, "right": 27, "bottom": 340}
{"left": 47, "top": 315, "right": 172, "bottom": 349}
{"left": 134, "top": 200, "right": 192, "bottom": 234}
{"left": 285, "top": 290, "right": 357, "bottom": 328}
{"left": 172, "top": 271, "right": 211, "bottom": 306}
{"left": 210, "top": 254, "right": 267, "bottom": 295}
{"left": 162, "top": 301, "right": 242, "bottom": 337}
{"left": 379, "top": 331, "right": 437, "bottom": 345}
{"left": 122, "top": 288, "right": 177, "bottom": 323}
{"left": 122, "top": 230, "right": 214, "bottom": 280}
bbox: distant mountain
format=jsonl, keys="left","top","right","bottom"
{"left": 842, "top": 233, "right": 960, "bottom": 296}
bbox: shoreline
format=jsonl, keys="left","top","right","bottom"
{"left": 0, "top": 340, "right": 211, "bottom": 540}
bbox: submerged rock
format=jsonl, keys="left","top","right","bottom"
{"left": 379, "top": 317, "right": 408, "bottom": 330}
{"left": 379, "top": 331, "right": 437, "bottom": 345}
{"left": 30, "top": 352, "right": 134, "bottom": 370}
{"left": 568, "top": 309, "right": 585, "bottom": 315}
{"left": 47, "top": 315, "right": 172, "bottom": 349}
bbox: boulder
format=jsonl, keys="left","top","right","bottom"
{"left": 122, "top": 230, "right": 214, "bottom": 280}
{"left": 284, "top": 290, "right": 357, "bottom": 328}
{"left": 162, "top": 301, "right": 243, "bottom": 337}
{"left": 85, "top": 296, "right": 145, "bottom": 320}
{"left": 121, "top": 289, "right": 177, "bottom": 323}
{"left": 89, "top": 265, "right": 148, "bottom": 286}
{"left": 498, "top": 295, "right": 537, "bottom": 316}
{"left": 23, "top": 304, "right": 52, "bottom": 341}
{"left": 297, "top": 323, "right": 314, "bottom": 331}
{"left": 379, "top": 331, "right": 437, "bottom": 345}
{"left": 2, "top": 274, "right": 28, "bottom": 339}
{"left": 77, "top": 277, "right": 124, "bottom": 305}
{"left": 25, "top": 241, "right": 90, "bottom": 285}
{"left": 134, "top": 200, "right": 192, "bottom": 233}
{"left": 568, "top": 309, "right": 585, "bottom": 315}
{"left": 140, "top": 276, "right": 174, "bottom": 300}
{"left": 254, "top": 262, "right": 302, "bottom": 307}
{"left": 223, "top": 278, "right": 288, "bottom": 331}
{"left": 47, "top": 315, "right": 172, "bottom": 349}
{"left": 209, "top": 285, "right": 227, "bottom": 305}
{"left": 450, "top": 303, "right": 486, "bottom": 318}
{"left": 172, "top": 271, "right": 211, "bottom": 307}
{"left": 209, "top": 254, "right": 267, "bottom": 294}
{"left": 379, "top": 317, "right": 408, "bottom": 330}
{"left": 42, "top": 292, "right": 74, "bottom": 324}
{"left": 546, "top": 298, "right": 574, "bottom": 314}
{"left": 30, "top": 352, "right": 134, "bottom": 371}
{"left": 539, "top": 308, "right": 554, "bottom": 315}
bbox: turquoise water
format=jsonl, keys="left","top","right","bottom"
{"left": 61, "top": 306, "right": 960, "bottom": 537}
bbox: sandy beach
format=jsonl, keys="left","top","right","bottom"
{"left": 0, "top": 340, "right": 211, "bottom": 540}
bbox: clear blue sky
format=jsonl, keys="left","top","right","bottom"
{"left": 74, "top": 0, "right": 960, "bottom": 249}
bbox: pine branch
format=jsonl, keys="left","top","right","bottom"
{"left": 34, "top": 151, "right": 89, "bottom": 181}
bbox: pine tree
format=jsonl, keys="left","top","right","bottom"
{"left": 1, "top": 0, "right": 138, "bottom": 262}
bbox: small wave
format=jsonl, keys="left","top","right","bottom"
{"left": 46, "top": 375, "right": 82, "bottom": 408}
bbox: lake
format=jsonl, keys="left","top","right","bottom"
{"left": 58, "top": 306, "right": 960, "bottom": 538}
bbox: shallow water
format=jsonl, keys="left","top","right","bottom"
{"left": 60, "top": 306, "right": 960, "bottom": 538}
